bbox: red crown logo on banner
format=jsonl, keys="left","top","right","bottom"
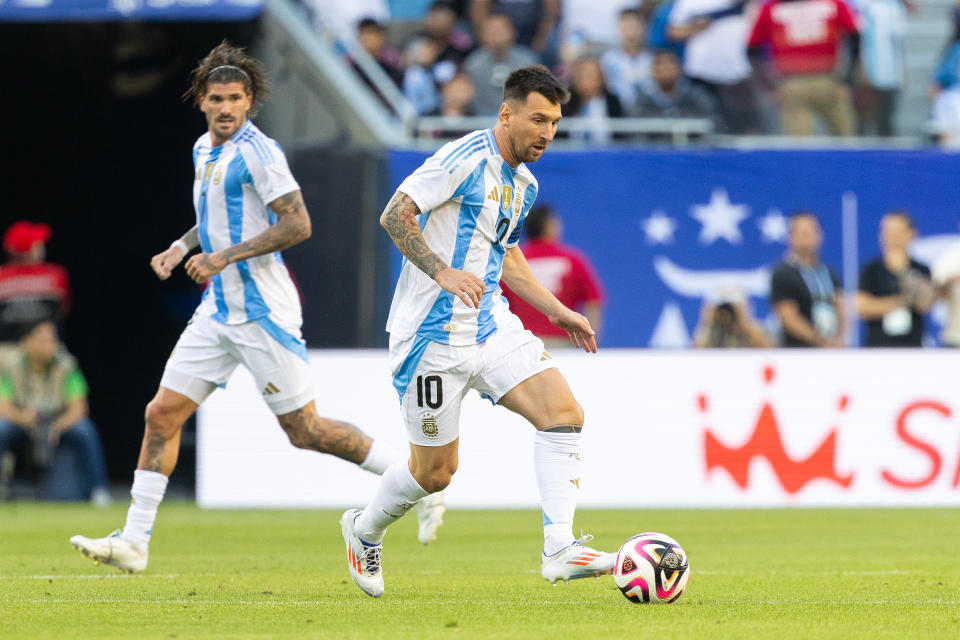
{"left": 698, "top": 365, "right": 854, "bottom": 494}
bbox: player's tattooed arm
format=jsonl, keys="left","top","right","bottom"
{"left": 379, "top": 191, "right": 446, "bottom": 278}
{"left": 380, "top": 191, "right": 485, "bottom": 307}
{"left": 183, "top": 190, "right": 311, "bottom": 284}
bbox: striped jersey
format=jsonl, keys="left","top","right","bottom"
{"left": 387, "top": 129, "right": 539, "bottom": 346}
{"left": 192, "top": 120, "right": 301, "bottom": 328}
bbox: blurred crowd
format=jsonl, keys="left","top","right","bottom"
{"left": 0, "top": 222, "right": 109, "bottom": 504}
{"left": 310, "top": 0, "right": 960, "bottom": 141}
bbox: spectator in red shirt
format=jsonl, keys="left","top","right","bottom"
{"left": 0, "top": 222, "right": 70, "bottom": 353}
{"left": 748, "top": 0, "right": 860, "bottom": 136}
{"left": 501, "top": 205, "right": 605, "bottom": 349}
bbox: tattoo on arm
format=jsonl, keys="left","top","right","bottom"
{"left": 217, "top": 191, "right": 311, "bottom": 264}
{"left": 380, "top": 192, "right": 447, "bottom": 279}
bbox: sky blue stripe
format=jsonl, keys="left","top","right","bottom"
{"left": 439, "top": 132, "right": 484, "bottom": 167}
{"left": 475, "top": 161, "right": 516, "bottom": 341}
{"left": 246, "top": 132, "right": 275, "bottom": 164}
{"left": 226, "top": 152, "right": 271, "bottom": 321}
{"left": 392, "top": 335, "right": 431, "bottom": 399}
{"left": 196, "top": 146, "right": 229, "bottom": 322}
{"left": 485, "top": 129, "right": 496, "bottom": 155}
{"left": 443, "top": 140, "right": 487, "bottom": 174}
{"left": 416, "top": 159, "right": 488, "bottom": 342}
{"left": 256, "top": 316, "right": 308, "bottom": 363}
{"left": 239, "top": 133, "right": 268, "bottom": 165}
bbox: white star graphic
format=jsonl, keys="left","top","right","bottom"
{"left": 640, "top": 210, "right": 678, "bottom": 245}
{"left": 690, "top": 188, "right": 750, "bottom": 245}
{"left": 757, "top": 208, "right": 789, "bottom": 244}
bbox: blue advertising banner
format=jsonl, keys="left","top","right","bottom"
{"left": 389, "top": 148, "right": 960, "bottom": 347}
{"left": 0, "top": 0, "right": 263, "bottom": 22}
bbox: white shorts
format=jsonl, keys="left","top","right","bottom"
{"left": 160, "top": 311, "right": 313, "bottom": 415}
{"left": 389, "top": 311, "right": 557, "bottom": 446}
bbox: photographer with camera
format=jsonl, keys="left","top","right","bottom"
{"left": 0, "top": 321, "right": 109, "bottom": 503}
{"left": 694, "top": 290, "right": 772, "bottom": 348}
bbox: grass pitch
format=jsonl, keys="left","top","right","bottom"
{"left": 1, "top": 503, "right": 958, "bottom": 639}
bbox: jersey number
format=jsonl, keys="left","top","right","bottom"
{"left": 416, "top": 375, "right": 443, "bottom": 409}
{"left": 495, "top": 218, "right": 510, "bottom": 245}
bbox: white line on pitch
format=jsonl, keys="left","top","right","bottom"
{"left": 0, "top": 574, "right": 181, "bottom": 580}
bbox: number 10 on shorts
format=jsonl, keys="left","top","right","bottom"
{"left": 416, "top": 375, "right": 443, "bottom": 409}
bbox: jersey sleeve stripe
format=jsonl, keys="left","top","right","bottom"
{"left": 442, "top": 140, "right": 490, "bottom": 175}
{"left": 484, "top": 129, "right": 496, "bottom": 154}
{"left": 439, "top": 132, "right": 485, "bottom": 167}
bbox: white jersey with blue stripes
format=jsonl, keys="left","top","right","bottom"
{"left": 192, "top": 120, "right": 302, "bottom": 329}
{"left": 387, "top": 129, "right": 539, "bottom": 346}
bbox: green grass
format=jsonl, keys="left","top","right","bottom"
{"left": 1, "top": 504, "right": 958, "bottom": 639}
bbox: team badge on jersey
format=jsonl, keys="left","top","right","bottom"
{"left": 213, "top": 166, "right": 223, "bottom": 185}
{"left": 421, "top": 413, "right": 439, "bottom": 438}
{"left": 500, "top": 185, "right": 513, "bottom": 211}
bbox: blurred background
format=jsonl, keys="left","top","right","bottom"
{"left": 2, "top": 0, "right": 959, "bottom": 507}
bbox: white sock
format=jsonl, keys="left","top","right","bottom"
{"left": 358, "top": 439, "right": 401, "bottom": 476}
{"left": 354, "top": 461, "right": 428, "bottom": 543}
{"left": 120, "top": 469, "right": 168, "bottom": 550}
{"left": 535, "top": 430, "right": 581, "bottom": 556}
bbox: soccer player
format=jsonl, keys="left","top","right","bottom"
{"left": 69, "top": 42, "right": 443, "bottom": 573}
{"left": 340, "top": 65, "right": 615, "bottom": 598}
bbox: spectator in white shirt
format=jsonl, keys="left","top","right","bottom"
{"left": 601, "top": 8, "right": 654, "bottom": 114}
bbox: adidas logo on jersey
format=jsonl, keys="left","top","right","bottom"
{"left": 262, "top": 382, "right": 280, "bottom": 395}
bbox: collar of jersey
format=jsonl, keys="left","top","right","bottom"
{"left": 209, "top": 120, "right": 253, "bottom": 150}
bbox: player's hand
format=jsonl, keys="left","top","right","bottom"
{"left": 185, "top": 252, "right": 229, "bottom": 284}
{"left": 435, "top": 267, "right": 485, "bottom": 309}
{"left": 549, "top": 307, "right": 597, "bottom": 353}
{"left": 150, "top": 246, "right": 185, "bottom": 280}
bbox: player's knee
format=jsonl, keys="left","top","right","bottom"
{"left": 283, "top": 424, "right": 313, "bottom": 450}
{"left": 415, "top": 463, "right": 457, "bottom": 493}
{"left": 144, "top": 400, "right": 182, "bottom": 438}
{"left": 277, "top": 411, "right": 317, "bottom": 451}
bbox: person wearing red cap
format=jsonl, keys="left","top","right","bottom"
{"left": 0, "top": 221, "right": 71, "bottom": 351}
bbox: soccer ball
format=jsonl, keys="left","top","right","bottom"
{"left": 612, "top": 532, "right": 690, "bottom": 604}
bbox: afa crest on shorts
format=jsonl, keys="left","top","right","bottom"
{"left": 421, "top": 413, "right": 439, "bottom": 438}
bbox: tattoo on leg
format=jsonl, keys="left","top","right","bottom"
{"left": 142, "top": 432, "right": 168, "bottom": 472}
{"left": 283, "top": 408, "right": 372, "bottom": 464}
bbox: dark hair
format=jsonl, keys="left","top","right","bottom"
{"left": 523, "top": 205, "right": 555, "bottom": 240}
{"left": 503, "top": 65, "right": 570, "bottom": 106}
{"left": 357, "top": 17, "right": 386, "bottom": 31}
{"left": 429, "top": 0, "right": 455, "bottom": 12}
{"left": 619, "top": 7, "right": 644, "bottom": 19}
{"left": 789, "top": 210, "right": 821, "bottom": 225}
{"left": 184, "top": 40, "right": 270, "bottom": 117}
{"left": 19, "top": 319, "right": 56, "bottom": 342}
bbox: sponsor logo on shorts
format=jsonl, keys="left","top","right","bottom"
{"left": 540, "top": 351, "right": 552, "bottom": 361}
{"left": 570, "top": 477, "right": 581, "bottom": 489}
{"left": 262, "top": 382, "right": 280, "bottom": 395}
{"left": 421, "top": 413, "right": 439, "bottom": 438}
